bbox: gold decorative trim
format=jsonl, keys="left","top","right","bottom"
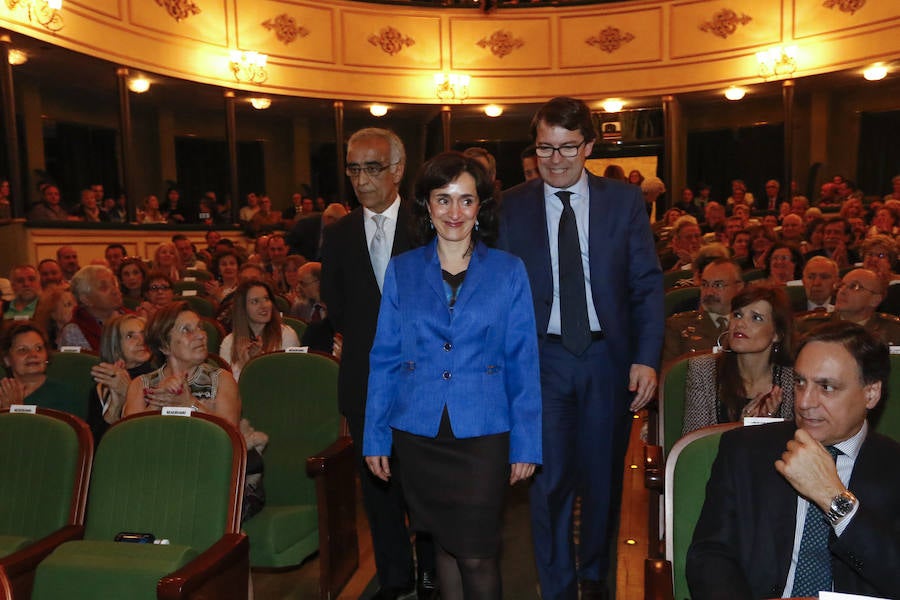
{"left": 585, "top": 26, "right": 635, "bottom": 54}
{"left": 822, "top": 0, "right": 865, "bottom": 15}
{"left": 262, "top": 14, "right": 310, "bottom": 45}
{"left": 477, "top": 30, "right": 524, "bottom": 59}
{"left": 367, "top": 26, "right": 415, "bottom": 56}
{"left": 699, "top": 9, "right": 752, "bottom": 39}
{"left": 155, "top": 0, "right": 201, "bottom": 22}
{"left": 6, "top": 0, "right": 63, "bottom": 32}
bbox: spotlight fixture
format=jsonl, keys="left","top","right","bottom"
{"left": 864, "top": 63, "right": 887, "bottom": 81}
{"left": 484, "top": 104, "right": 503, "bottom": 117}
{"left": 230, "top": 50, "right": 268, "bottom": 84}
{"left": 369, "top": 104, "right": 388, "bottom": 117}
{"left": 249, "top": 97, "right": 272, "bottom": 110}
{"left": 724, "top": 86, "right": 746, "bottom": 101}
{"left": 434, "top": 73, "right": 470, "bottom": 102}
{"left": 7, "top": 49, "right": 27, "bottom": 65}
{"left": 127, "top": 77, "right": 150, "bottom": 93}
{"left": 601, "top": 99, "right": 624, "bottom": 113}
{"left": 756, "top": 46, "right": 798, "bottom": 79}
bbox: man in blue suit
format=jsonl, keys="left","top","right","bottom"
{"left": 499, "top": 97, "right": 664, "bottom": 600}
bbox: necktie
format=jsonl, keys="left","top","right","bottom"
{"left": 791, "top": 445, "right": 842, "bottom": 597}
{"left": 716, "top": 316, "right": 728, "bottom": 331}
{"left": 557, "top": 191, "right": 592, "bottom": 356}
{"left": 370, "top": 214, "right": 389, "bottom": 292}
{"left": 311, "top": 304, "right": 323, "bottom": 322}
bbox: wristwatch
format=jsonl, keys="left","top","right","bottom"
{"left": 825, "top": 490, "right": 858, "bottom": 525}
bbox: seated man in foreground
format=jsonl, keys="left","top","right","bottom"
{"left": 687, "top": 321, "right": 900, "bottom": 600}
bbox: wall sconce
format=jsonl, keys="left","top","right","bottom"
{"left": 230, "top": 50, "right": 268, "bottom": 84}
{"left": 863, "top": 63, "right": 887, "bottom": 81}
{"left": 601, "top": 99, "right": 624, "bottom": 113}
{"left": 370, "top": 104, "right": 388, "bottom": 117}
{"left": 756, "top": 46, "right": 797, "bottom": 79}
{"left": 127, "top": 77, "right": 150, "bottom": 93}
{"left": 249, "top": 97, "right": 271, "bottom": 110}
{"left": 484, "top": 104, "right": 503, "bottom": 117}
{"left": 7, "top": 0, "right": 64, "bottom": 31}
{"left": 7, "top": 49, "right": 27, "bottom": 65}
{"left": 724, "top": 86, "right": 746, "bottom": 101}
{"left": 434, "top": 73, "right": 470, "bottom": 102}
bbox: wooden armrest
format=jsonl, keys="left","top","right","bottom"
{"left": 158, "top": 533, "right": 249, "bottom": 600}
{"left": 0, "top": 524, "right": 84, "bottom": 598}
{"left": 305, "top": 435, "right": 353, "bottom": 478}
{"left": 644, "top": 444, "right": 664, "bottom": 491}
{"left": 644, "top": 558, "right": 674, "bottom": 600}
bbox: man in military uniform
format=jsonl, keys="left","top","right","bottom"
{"left": 796, "top": 268, "right": 900, "bottom": 346}
{"left": 662, "top": 258, "right": 744, "bottom": 365}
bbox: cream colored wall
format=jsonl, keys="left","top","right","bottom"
{"left": 0, "top": 0, "right": 895, "bottom": 105}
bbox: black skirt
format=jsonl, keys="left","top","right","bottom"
{"left": 393, "top": 409, "right": 509, "bottom": 558}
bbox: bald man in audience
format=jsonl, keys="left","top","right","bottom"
{"left": 663, "top": 258, "right": 744, "bottom": 365}
{"left": 659, "top": 216, "right": 702, "bottom": 272}
{"left": 37, "top": 259, "right": 64, "bottom": 290}
{"left": 780, "top": 214, "right": 804, "bottom": 244}
{"left": 2, "top": 265, "right": 41, "bottom": 320}
{"left": 800, "top": 256, "right": 838, "bottom": 313}
{"left": 796, "top": 268, "right": 900, "bottom": 345}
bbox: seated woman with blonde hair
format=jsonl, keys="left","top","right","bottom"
{"left": 124, "top": 301, "right": 239, "bottom": 426}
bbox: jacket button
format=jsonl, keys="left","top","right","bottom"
{"left": 442, "top": 371, "right": 451, "bottom": 380}
{"left": 443, "top": 342, "right": 452, "bottom": 352}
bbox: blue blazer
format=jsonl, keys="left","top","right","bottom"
{"left": 499, "top": 173, "right": 664, "bottom": 375}
{"left": 363, "top": 239, "right": 542, "bottom": 465}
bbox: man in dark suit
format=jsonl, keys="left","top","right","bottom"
{"left": 499, "top": 97, "right": 664, "bottom": 600}
{"left": 688, "top": 321, "right": 900, "bottom": 600}
{"left": 286, "top": 203, "right": 349, "bottom": 260}
{"left": 320, "top": 127, "right": 434, "bottom": 600}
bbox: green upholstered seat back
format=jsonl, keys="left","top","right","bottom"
{"left": 666, "top": 423, "right": 739, "bottom": 600}
{"left": 180, "top": 295, "right": 216, "bottom": 318}
{"left": 664, "top": 287, "right": 700, "bottom": 318}
{"left": 45, "top": 352, "right": 101, "bottom": 420}
{"left": 84, "top": 414, "right": 235, "bottom": 550}
{"left": 239, "top": 352, "right": 339, "bottom": 506}
{"left": 199, "top": 317, "right": 223, "bottom": 354}
{"left": 0, "top": 412, "right": 81, "bottom": 542}
{"left": 660, "top": 355, "right": 693, "bottom": 457}
{"left": 282, "top": 317, "right": 308, "bottom": 343}
{"left": 873, "top": 353, "right": 900, "bottom": 442}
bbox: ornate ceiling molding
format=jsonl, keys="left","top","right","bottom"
{"left": 822, "top": 0, "right": 865, "bottom": 15}
{"left": 699, "top": 8, "right": 752, "bottom": 39}
{"left": 262, "top": 14, "right": 310, "bottom": 45}
{"left": 155, "top": 0, "right": 201, "bottom": 22}
{"left": 585, "top": 26, "right": 635, "bottom": 54}
{"left": 367, "top": 26, "right": 415, "bottom": 56}
{"left": 6, "top": 0, "right": 64, "bottom": 31}
{"left": 476, "top": 30, "right": 524, "bottom": 58}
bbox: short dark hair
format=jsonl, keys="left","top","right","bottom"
{"left": 530, "top": 96, "right": 596, "bottom": 144}
{"left": 795, "top": 320, "right": 890, "bottom": 405}
{"left": 1, "top": 321, "right": 50, "bottom": 360}
{"left": 105, "top": 243, "right": 126, "bottom": 256}
{"left": 412, "top": 151, "right": 498, "bottom": 247}
{"left": 171, "top": 234, "right": 189, "bottom": 243}
{"left": 765, "top": 242, "right": 804, "bottom": 280}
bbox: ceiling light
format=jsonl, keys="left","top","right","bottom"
{"left": 724, "top": 86, "right": 746, "bottom": 101}
{"left": 434, "top": 72, "right": 470, "bottom": 102}
{"left": 127, "top": 77, "right": 150, "bottom": 93}
{"left": 484, "top": 104, "right": 503, "bottom": 117}
{"left": 7, "top": 49, "right": 27, "bottom": 65}
{"left": 601, "top": 99, "right": 624, "bottom": 113}
{"left": 249, "top": 97, "right": 271, "bottom": 110}
{"left": 230, "top": 50, "right": 268, "bottom": 84}
{"left": 864, "top": 63, "right": 887, "bottom": 81}
{"left": 47, "top": 0, "right": 62, "bottom": 8}
{"left": 370, "top": 104, "right": 388, "bottom": 117}
{"left": 756, "top": 46, "right": 798, "bottom": 79}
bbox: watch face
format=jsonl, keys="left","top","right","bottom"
{"left": 832, "top": 492, "right": 855, "bottom": 515}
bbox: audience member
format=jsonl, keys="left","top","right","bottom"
{"left": 290, "top": 262, "right": 325, "bottom": 322}
{"left": 218, "top": 281, "right": 299, "bottom": 381}
{"left": 883, "top": 174, "right": 900, "bottom": 202}
{"left": 248, "top": 196, "right": 282, "bottom": 236}
{"left": 747, "top": 225, "right": 775, "bottom": 269}
{"left": 521, "top": 145, "right": 540, "bottom": 182}
{"left": 56, "top": 246, "right": 81, "bottom": 281}
{"left": 730, "top": 230, "right": 752, "bottom": 270}
{"left": 726, "top": 179, "right": 754, "bottom": 209}
{"left": 800, "top": 256, "right": 838, "bottom": 312}
{"left": 104, "top": 244, "right": 127, "bottom": 274}
{"left": 140, "top": 271, "right": 175, "bottom": 319}
{"left": 32, "top": 286, "right": 75, "bottom": 349}
{"left": 286, "top": 202, "right": 348, "bottom": 260}
{"left": 239, "top": 192, "right": 260, "bottom": 224}
{"left": 37, "top": 259, "right": 64, "bottom": 290}
{"left": 764, "top": 243, "right": 803, "bottom": 285}
{"left": 687, "top": 321, "right": 900, "bottom": 600}
{"left": 205, "top": 249, "right": 243, "bottom": 302}
{"left": 138, "top": 194, "right": 167, "bottom": 224}
{"left": 805, "top": 218, "right": 859, "bottom": 268}
{"left": 602, "top": 164, "right": 626, "bottom": 181}
{"left": 59, "top": 265, "right": 125, "bottom": 352}
{"left": 660, "top": 216, "right": 701, "bottom": 271}
{"left": 3, "top": 265, "right": 41, "bottom": 320}
{"left": 641, "top": 176, "right": 665, "bottom": 224}
{"left": 702, "top": 202, "right": 725, "bottom": 233}
{"left": 264, "top": 233, "right": 290, "bottom": 294}
{"left": 164, "top": 187, "right": 190, "bottom": 224}
{"left": 70, "top": 188, "right": 106, "bottom": 222}
{"left": 682, "top": 284, "right": 794, "bottom": 435}
{"left": 280, "top": 255, "right": 307, "bottom": 306}
{"left": 27, "top": 184, "right": 68, "bottom": 221}
{"left": 663, "top": 258, "right": 744, "bottom": 364}
{"left": 779, "top": 213, "right": 804, "bottom": 243}
{"left": 860, "top": 235, "right": 900, "bottom": 315}
{"left": 627, "top": 169, "right": 644, "bottom": 187}
{"left": 760, "top": 179, "right": 781, "bottom": 212}
{"left": 172, "top": 234, "right": 206, "bottom": 271}
{"left": 0, "top": 322, "right": 73, "bottom": 411}
{"left": 117, "top": 257, "right": 148, "bottom": 304}
{"left": 152, "top": 242, "right": 182, "bottom": 282}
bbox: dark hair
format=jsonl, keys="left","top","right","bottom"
{"left": 142, "top": 270, "right": 174, "bottom": 298}
{"left": 105, "top": 243, "right": 127, "bottom": 256}
{"left": 171, "top": 233, "right": 189, "bottom": 243}
{"left": 716, "top": 284, "right": 794, "bottom": 421}
{"left": 117, "top": 257, "right": 149, "bottom": 292}
{"left": 1, "top": 320, "right": 50, "bottom": 363}
{"left": 603, "top": 164, "right": 626, "bottom": 181}
{"left": 144, "top": 301, "right": 192, "bottom": 364}
{"left": 530, "top": 96, "right": 596, "bottom": 144}
{"left": 765, "top": 242, "right": 804, "bottom": 280}
{"left": 796, "top": 320, "right": 890, "bottom": 406}
{"left": 210, "top": 249, "right": 244, "bottom": 281}
{"left": 520, "top": 144, "right": 537, "bottom": 160}
{"left": 228, "top": 280, "right": 283, "bottom": 366}
{"left": 805, "top": 217, "right": 825, "bottom": 242}
{"left": 824, "top": 216, "right": 851, "bottom": 237}
{"left": 412, "top": 151, "right": 498, "bottom": 247}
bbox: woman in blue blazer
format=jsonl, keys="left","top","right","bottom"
{"left": 364, "top": 152, "right": 542, "bottom": 599}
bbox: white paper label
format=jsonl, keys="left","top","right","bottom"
{"left": 181, "top": 289, "right": 198, "bottom": 297}
{"left": 10, "top": 404, "right": 37, "bottom": 414}
{"left": 743, "top": 416, "right": 784, "bottom": 426}
{"left": 182, "top": 277, "right": 197, "bottom": 282}
{"left": 60, "top": 346, "right": 82, "bottom": 353}
{"left": 162, "top": 406, "right": 193, "bottom": 417}
{"left": 285, "top": 346, "right": 309, "bottom": 353}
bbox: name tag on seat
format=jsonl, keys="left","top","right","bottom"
{"left": 10, "top": 404, "right": 37, "bottom": 414}
{"left": 162, "top": 407, "right": 193, "bottom": 417}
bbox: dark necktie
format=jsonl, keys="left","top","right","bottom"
{"left": 790, "top": 445, "right": 842, "bottom": 597}
{"left": 557, "top": 191, "right": 591, "bottom": 356}
{"left": 311, "top": 303, "right": 323, "bottom": 323}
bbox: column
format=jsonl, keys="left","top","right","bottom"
{"left": 334, "top": 100, "right": 345, "bottom": 203}
{"left": 0, "top": 33, "right": 23, "bottom": 217}
{"left": 782, "top": 80, "right": 795, "bottom": 196}
{"left": 116, "top": 67, "right": 137, "bottom": 223}
{"left": 224, "top": 90, "right": 239, "bottom": 225}
{"left": 441, "top": 105, "right": 452, "bottom": 152}
{"left": 662, "top": 95, "right": 685, "bottom": 211}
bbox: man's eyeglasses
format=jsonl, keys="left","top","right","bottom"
{"left": 534, "top": 141, "right": 587, "bottom": 159}
{"left": 700, "top": 280, "right": 736, "bottom": 290}
{"left": 345, "top": 162, "right": 399, "bottom": 178}
{"left": 836, "top": 280, "right": 879, "bottom": 294}
{"left": 148, "top": 285, "right": 172, "bottom": 292}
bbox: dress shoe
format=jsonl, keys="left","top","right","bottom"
{"left": 369, "top": 584, "right": 417, "bottom": 600}
{"left": 417, "top": 568, "right": 439, "bottom": 599}
{"left": 579, "top": 579, "right": 609, "bottom": 600}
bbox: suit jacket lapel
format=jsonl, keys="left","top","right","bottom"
{"left": 450, "top": 242, "right": 487, "bottom": 316}
{"left": 422, "top": 239, "right": 446, "bottom": 307}
{"left": 348, "top": 209, "right": 381, "bottom": 296}
{"left": 587, "top": 173, "right": 613, "bottom": 289}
